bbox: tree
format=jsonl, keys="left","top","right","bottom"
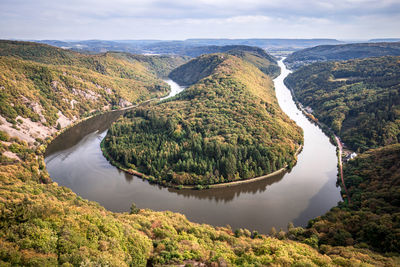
{"left": 130, "top": 202, "right": 140, "bottom": 214}
{"left": 270, "top": 227, "right": 277, "bottom": 237}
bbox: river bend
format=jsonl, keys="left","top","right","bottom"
{"left": 45, "top": 62, "right": 341, "bottom": 233}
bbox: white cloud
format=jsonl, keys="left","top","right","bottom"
{"left": 0, "top": 0, "right": 399, "bottom": 39}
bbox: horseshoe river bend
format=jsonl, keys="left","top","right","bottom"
{"left": 45, "top": 60, "right": 341, "bottom": 234}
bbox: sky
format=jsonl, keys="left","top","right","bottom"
{"left": 0, "top": 0, "right": 399, "bottom": 40}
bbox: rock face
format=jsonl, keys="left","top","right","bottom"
{"left": 0, "top": 115, "right": 56, "bottom": 144}
{"left": 118, "top": 98, "right": 132, "bottom": 108}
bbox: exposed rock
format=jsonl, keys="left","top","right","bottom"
{"left": 56, "top": 111, "right": 74, "bottom": 128}
{"left": 105, "top": 87, "right": 113, "bottom": 94}
{"left": 102, "top": 104, "right": 111, "bottom": 111}
{"left": 2, "top": 151, "right": 20, "bottom": 161}
{"left": 119, "top": 98, "right": 132, "bottom": 108}
{"left": 0, "top": 115, "right": 55, "bottom": 145}
{"left": 70, "top": 99, "right": 78, "bottom": 109}
{"left": 30, "top": 102, "right": 46, "bottom": 123}
{"left": 51, "top": 80, "right": 59, "bottom": 91}
{"left": 20, "top": 96, "right": 46, "bottom": 123}
{"left": 72, "top": 88, "right": 100, "bottom": 101}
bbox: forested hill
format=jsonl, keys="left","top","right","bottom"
{"left": 168, "top": 54, "right": 226, "bottom": 86}
{"left": 0, "top": 40, "right": 187, "bottom": 145}
{"left": 303, "top": 144, "right": 400, "bottom": 253}
{"left": 284, "top": 56, "right": 400, "bottom": 254}
{"left": 181, "top": 45, "right": 276, "bottom": 61}
{"left": 169, "top": 46, "right": 280, "bottom": 85}
{"left": 0, "top": 40, "right": 398, "bottom": 265}
{"left": 104, "top": 53, "right": 303, "bottom": 186}
{"left": 284, "top": 42, "right": 400, "bottom": 69}
{"left": 285, "top": 56, "right": 400, "bottom": 152}
{"left": 100, "top": 52, "right": 189, "bottom": 78}
{"left": 206, "top": 45, "right": 280, "bottom": 78}
{"left": 0, "top": 40, "right": 188, "bottom": 73}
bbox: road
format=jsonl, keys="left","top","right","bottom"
{"left": 335, "top": 135, "right": 351, "bottom": 204}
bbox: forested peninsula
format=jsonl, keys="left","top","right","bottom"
{"left": 0, "top": 41, "right": 398, "bottom": 265}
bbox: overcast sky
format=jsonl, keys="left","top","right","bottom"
{"left": 1, "top": 0, "right": 399, "bottom": 40}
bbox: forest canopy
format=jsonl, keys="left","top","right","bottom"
{"left": 0, "top": 40, "right": 187, "bottom": 127}
{"left": 285, "top": 56, "right": 400, "bottom": 152}
{"left": 285, "top": 55, "right": 400, "bottom": 254}
{"left": 104, "top": 53, "right": 303, "bottom": 186}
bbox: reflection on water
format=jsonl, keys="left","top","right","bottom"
{"left": 45, "top": 110, "right": 125, "bottom": 157}
{"left": 168, "top": 171, "right": 286, "bottom": 203}
{"left": 45, "top": 63, "right": 341, "bottom": 233}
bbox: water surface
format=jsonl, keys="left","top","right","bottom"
{"left": 45, "top": 64, "right": 341, "bottom": 233}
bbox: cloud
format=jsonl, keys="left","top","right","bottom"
{"left": 0, "top": 0, "right": 399, "bottom": 39}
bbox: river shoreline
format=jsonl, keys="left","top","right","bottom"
{"left": 99, "top": 70, "right": 305, "bottom": 190}
{"left": 283, "top": 76, "right": 352, "bottom": 204}
{"left": 101, "top": 135, "right": 303, "bottom": 190}
{"left": 44, "top": 88, "right": 167, "bottom": 157}
{"left": 45, "top": 60, "right": 340, "bottom": 231}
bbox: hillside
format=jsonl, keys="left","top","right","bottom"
{"left": 181, "top": 45, "right": 281, "bottom": 78}
{"left": 0, "top": 41, "right": 398, "bottom": 265}
{"left": 291, "top": 144, "right": 400, "bottom": 253}
{"left": 284, "top": 42, "right": 400, "bottom": 69}
{"left": 284, "top": 56, "right": 400, "bottom": 254}
{"left": 225, "top": 47, "right": 280, "bottom": 78}
{"left": 105, "top": 52, "right": 189, "bottom": 78}
{"left": 0, "top": 40, "right": 187, "bottom": 81}
{"left": 0, "top": 40, "right": 186, "bottom": 145}
{"left": 104, "top": 53, "right": 303, "bottom": 186}
{"left": 285, "top": 56, "right": 400, "bottom": 152}
{"left": 1, "top": 139, "right": 397, "bottom": 266}
{"left": 169, "top": 46, "right": 280, "bottom": 85}
{"left": 168, "top": 54, "right": 227, "bottom": 86}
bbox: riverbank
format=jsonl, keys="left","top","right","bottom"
{"left": 44, "top": 95, "right": 162, "bottom": 158}
{"left": 101, "top": 136, "right": 303, "bottom": 190}
{"left": 45, "top": 57, "right": 341, "bottom": 232}
{"left": 283, "top": 73, "right": 353, "bottom": 204}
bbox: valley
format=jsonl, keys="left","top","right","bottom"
{"left": 284, "top": 56, "right": 400, "bottom": 253}
{"left": 44, "top": 58, "right": 341, "bottom": 235}
{"left": 0, "top": 40, "right": 399, "bottom": 266}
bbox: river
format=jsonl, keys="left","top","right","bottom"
{"left": 45, "top": 61, "right": 341, "bottom": 233}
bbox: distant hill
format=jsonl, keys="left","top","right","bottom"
{"left": 0, "top": 40, "right": 187, "bottom": 76}
{"left": 184, "top": 38, "right": 343, "bottom": 48}
{"left": 169, "top": 46, "right": 280, "bottom": 84}
{"left": 368, "top": 38, "right": 400, "bottom": 43}
{"left": 103, "top": 52, "right": 189, "bottom": 78}
{"left": 284, "top": 42, "right": 400, "bottom": 69}
{"left": 35, "top": 38, "right": 344, "bottom": 55}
